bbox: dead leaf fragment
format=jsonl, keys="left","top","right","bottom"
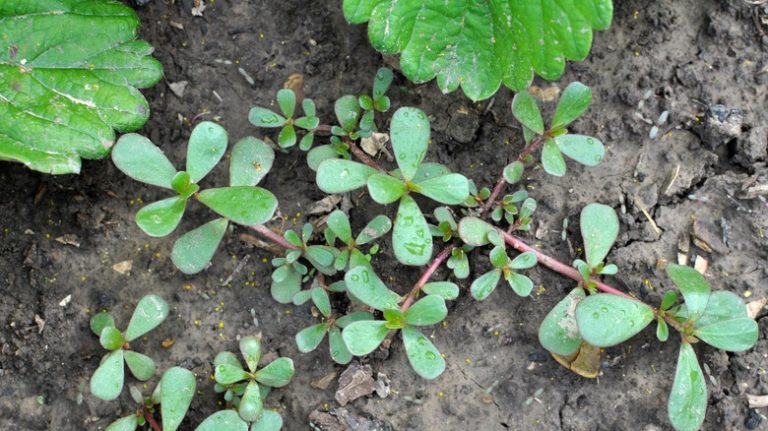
{"left": 310, "top": 371, "right": 337, "bottom": 390}
{"left": 34, "top": 315, "right": 45, "bottom": 334}
{"left": 283, "top": 73, "right": 304, "bottom": 104}
{"left": 168, "top": 81, "right": 188, "bottom": 99}
{"left": 528, "top": 85, "right": 561, "bottom": 102}
{"left": 360, "top": 133, "right": 390, "bottom": 158}
{"left": 112, "top": 260, "right": 133, "bottom": 275}
{"left": 308, "top": 195, "right": 341, "bottom": 215}
{"left": 58, "top": 294, "right": 72, "bottom": 307}
{"left": 747, "top": 393, "right": 768, "bottom": 408}
{"left": 746, "top": 297, "right": 767, "bottom": 320}
{"left": 191, "top": 0, "right": 206, "bottom": 16}
{"left": 551, "top": 342, "right": 602, "bottom": 379}
{"left": 161, "top": 338, "right": 175, "bottom": 349}
{"left": 55, "top": 234, "right": 80, "bottom": 247}
{"left": 335, "top": 364, "right": 375, "bottom": 406}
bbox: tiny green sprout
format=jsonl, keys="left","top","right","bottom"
{"left": 109, "top": 368, "right": 195, "bottom": 431}
{"left": 295, "top": 310, "right": 374, "bottom": 365}
{"left": 469, "top": 240, "right": 538, "bottom": 300}
{"left": 324, "top": 209, "right": 392, "bottom": 271}
{"left": 357, "top": 67, "right": 394, "bottom": 135}
{"left": 89, "top": 295, "right": 169, "bottom": 401}
{"left": 207, "top": 336, "right": 294, "bottom": 429}
{"left": 572, "top": 202, "right": 620, "bottom": 285}
{"left": 249, "top": 89, "right": 320, "bottom": 149}
{"left": 317, "top": 106, "right": 470, "bottom": 266}
{"left": 113, "top": 122, "right": 278, "bottom": 274}
{"left": 512, "top": 82, "right": 605, "bottom": 177}
{"left": 340, "top": 266, "right": 457, "bottom": 379}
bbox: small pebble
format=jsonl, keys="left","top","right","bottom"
{"left": 745, "top": 409, "right": 762, "bottom": 430}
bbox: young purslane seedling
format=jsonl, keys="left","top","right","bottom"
{"left": 90, "top": 295, "right": 169, "bottom": 401}
{"left": 104, "top": 368, "right": 196, "bottom": 431}
{"left": 249, "top": 89, "right": 320, "bottom": 150}
{"left": 196, "top": 336, "right": 294, "bottom": 431}
{"left": 112, "top": 122, "right": 278, "bottom": 274}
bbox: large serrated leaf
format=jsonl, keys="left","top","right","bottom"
{"left": 0, "top": 0, "right": 163, "bottom": 174}
{"left": 343, "top": 0, "right": 612, "bottom": 101}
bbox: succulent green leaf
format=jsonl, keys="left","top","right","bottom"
{"left": 198, "top": 187, "right": 278, "bottom": 226}
{"left": 538, "top": 287, "right": 586, "bottom": 356}
{"left": 136, "top": 197, "right": 186, "bottom": 238}
{"left": 541, "top": 138, "right": 566, "bottom": 177}
{"left": 124, "top": 295, "right": 169, "bottom": 342}
{"left": 414, "top": 173, "right": 470, "bottom": 205}
{"left": 345, "top": 266, "right": 401, "bottom": 310}
{"left": 404, "top": 295, "right": 447, "bottom": 326}
{"left": 458, "top": 217, "right": 495, "bottom": 246}
{"left": 214, "top": 351, "right": 243, "bottom": 369}
{"left": 316, "top": 159, "right": 378, "bottom": 193}
{"left": 551, "top": 82, "right": 593, "bottom": 129}
{"left": 327, "top": 210, "right": 352, "bottom": 244}
{"left": 393, "top": 195, "right": 433, "bottom": 266}
{"left": 335, "top": 311, "right": 375, "bottom": 328}
{"left": 575, "top": 294, "right": 654, "bottom": 347}
{"left": 106, "top": 415, "right": 139, "bottom": 431}
{"left": 383, "top": 308, "right": 406, "bottom": 328}
{"left": 342, "top": 320, "right": 390, "bottom": 356}
{"left": 656, "top": 319, "right": 669, "bottom": 342}
{"left": 511, "top": 91, "right": 544, "bottom": 134}
{"left": 215, "top": 363, "right": 248, "bottom": 385}
{"left": 668, "top": 344, "right": 707, "bottom": 431}
{"left": 230, "top": 137, "right": 275, "bottom": 187}
{"left": 277, "top": 124, "right": 297, "bottom": 148}
{"left": 112, "top": 134, "right": 176, "bottom": 188}
{"left": 401, "top": 327, "right": 445, "bottom": 380}
{"left": 99, "top": 326, "right": 125, "bottom": 351}
{"left": 238, "top": 381, "right": 263, "bottom": 423}
{"left": 171, "top": 218, "right": 228, "bottom": 274}
{"left": 239, "top": 336, "right": 262, "bottom": 373}
{"left": 489, "top": 246, "right": 508, "bottom": 268}
{"left": 661, "top": 291, "right": 679, "bottom": 311}
{"left": 248, "top": 107, "right": 286, "bottom": 128}
{"left": 342, "top": 0, "right": 612, "bottom": 101}
{"left": 251, "top": 410, "right": 284, "bottom": 431}
{"left": 471, "top": 269, "right": 502, "bottom": 301}
{"left": 194, "top": 410, "right": 248, "bottom": 431}
{"left": 160, "top": 367, "right": 196, "bottom": 431}
{"left": 335, "top": 95, "right": 362, "bottom": 132}
{"left": 666, "top": 264, "right": 711, "bottom": 322}
{"left": 271, "top": 267, "right": 302, "bottom": 304}
{"left": 554, "top": 135, "right": 605, "bottom": 166}
{"left": 356, "top": 215, "right": 392, "bottom": 244}
{"left": 296, "top": 324, "right": 329, "bottom": 353}
{"left": 310, "top": 287, "right": 331, "bottom": 318}
{"left": 307, "top": 145, "right": 338, "bottom": 171}
{"left": 373, "top": 67, "right": 394, "bottom": 100}
{"left": 509, "top": 251, "right": 537, "bottom": 270}
{"left": 255, "top": 358, "right": 294, "bottom": 388}
{"left": 305, "top": 245, "right": 336, "bottom": 268}
{"left": 503, "top": 161, "right": 525, "bottom": 184}
{"left": 90, "top": 312, "right": 116, "bottom": 337}
{"left": 171, "top": 171, "right": 192, "bottom": 195}
{"left": 186, "top": 121, "right": 227, "bottom": 182}
{"left": 90, "top": 350, "right": 125, "bottom": 401}
{"left": 299, "top": 132, "right": 315, "bottom": 151}
{"left": 277, "top": 89, "right": 296, "bottom": 118}
{"left": 694, "top": 318, "right": 758, "bottom": 352}
{"left": 329, "top": 327, "right": 354, "bottom": 365}
{"left": 506, "top": 272, "right": 534, "bottom": 297}
{"left": 367, "top": 174, "right": 407, "bottom": 204}
{"left": 423, "top": 282, "right": 459, "bottom": 300}
{"left": 124, "top": 351, "right": 156, "bottom": 381}
{"left": 580, "top": 203, "right": 619, "bottom": 268}
{"left": 391, "top": 107, "right": 430, "bottom": 181}
{"left": 694, "top": 291, "right": 747, "bottom": 328}
{"left": 0, "top": 0, "right": 163, "bottom": 174}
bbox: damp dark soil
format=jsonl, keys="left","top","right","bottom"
{"left": 1, "top": 1, "right": 768, "bottom": 430}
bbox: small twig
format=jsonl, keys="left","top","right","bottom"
{"left": 144, "top": 406, "right": 161, "bottom": 431}
{"left": 747, "top": 393, "right": 768, "bottom": 408}
{"left": 248, "top": 224, "right": 300, "bottom": 250}
{"left": 400, "top": 245, "right": 455, "bottom": 311}
{"left": 345, "top": 136, "right": 385, "bottom": 171}
{"left": 480, "top": 135, "right": 546, "bottom": 216}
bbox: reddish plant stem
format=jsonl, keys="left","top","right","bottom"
{"left": 400, "top": 245, "right": 455, "bottom": 312}
{"left": 345, "top": 136, "right": 384, "bottom": 171}
{"left": 481, "top": 135, "right": 546, "bottom": 214}
{"left": 143, "top": 407, "right": 161, "bottom": 431}
{"left": 248, "top": 224, "right": 299, "bottom": 250}
{"left": 499, "top": 230, "right": 636, "bottom": 300}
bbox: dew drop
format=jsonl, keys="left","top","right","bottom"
{"left": 425, "top": 351, "right": 437, "bottom": 360}
{"left": 417, "top": 336, "right": 428, "bottom": 346}
{"left": 151, "top": 215, "right": 162, "bottom": 224}
{"left": 600, "top": 306, "right": 609, "bottom": 313}
{"left": 592, "top": 312, "right": 600, "bottom": 319}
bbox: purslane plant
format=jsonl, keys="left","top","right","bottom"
{"left": 115, "top": 70, "right": 759, "bottom": 431}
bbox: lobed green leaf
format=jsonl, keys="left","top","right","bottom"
{"left": 136, "top": 197, "right": 187, "bottom": 238}
{"left": 194, "top": 410, "right": 248, "bottom": 431}
{"left": 575, "top": 294, "right": 654, "bottom": 347}
{"left": 255, "top": 358, "right": 295, "bottom": 388}
{"left": 316, "top": 159, "right": 377, "bottom": 193}
{"left": 112, "top": 134, "right": 176, "bottom": 188}
{"left": 198, "top": 187, "right": 278, "bottom": 226}
{"left": 551, "top": 82, "right": 593, "bottom": 130}
{"left": 554, "top": 135, "right": 604, "bottom": 167}
{"left": 391, "top": 107, "right": 430, "bottom": 181}
{"left": 392, "top": 195, "right": 433, "bottom": 266}
{"left": 345, "top": 266, "right": 401, "bottom": 311}
{"left": 580, "top": 203, "right": 619, "bottom": 268}
{"left": 401, "top": 327, "right": 445, "bottom": 380}
{"left": 187, "top": 121, "right": 228, "bottom": 183}
{"left": 230, "top": 137, "right": 275, "bottom": 187}
{"left": 171, "top": 218, "right": 228, "bottom": 274}
{"left": 125, "top": 295, "right": 169, "bottom": 342}
{"left": 538, "top": 287, "right": 586, "bottom": 356}
{"left": 404, "top": 295, "right": 448, "bottom": 326}
{"left": 160, "top": 367, "right": 196, "bottom": 431}
{"left": 90, "top": 350, "right": 125, "bottom": 401}
{"left": 666, "top": 264, "right": 711, "bottom": 322}
{"left": 342, "top": 320, "right": 390, "bottom": 356}
{"left": 668, "top": 344, "right": 707, "bottom": 431}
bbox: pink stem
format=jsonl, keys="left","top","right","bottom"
{"left": 400, "top": 245, "right": 455, "bottom": 311}
{"left": 248, "top": 224, "right": 300, "bottom": 250}
{"left": 500, "top": 231, "right": 636, "bottom": 300}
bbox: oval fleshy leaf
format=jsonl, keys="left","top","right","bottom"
{"left": 355, "top": 215, "right": 392, "bottom": 245}
{"left": 230, "top": 137, "right": 275, "bottom": 187}
{"left": 458, "top": 217, "right": 494, "bottom": 246}
{"left": 329, "top": 327, "right": 354, "bottom": 365}
{"left": 541, "top": 138, "right": 566, "bottom": 177}
{"left": 112, "top": 134, "right": 177, "bottom": 188}
{"left": 311, "top": 287, "right": 332, "bottom": 318}
{"left": 327, "top": 210, "right": 352, "bottom": 244}
{"left": 391, "top": 107, "right": 430, "bottom": 181}
{"left": 255, "top": 358, "right": 294, "bottom": 388}
{"left": 215, "top": 363, "right": 249, "bottom": 385}
{"left": 694, "top": 318, "right": 758, "bottom": 352}
{"left": 414, "top": 173, "right": 470, "bottom": 205}
{"left": 341, "top": 320, "right": 390, "bottom": 356}
{"left": 506, "top": 272, "right": 534, "bottom": 297}
{"left": 277, "top": 89, "right": 296, "bottom": 118}
{"left": 99, "top": 326, "right": 125, "bottom": 351}
{"left": 511, "top": 91, "right": 544, "bottom": 134}
{"left": 124, "top": 295, "right": 169, "bottom": 342}
{"left": 251, "top": 410, "right": 283, "bottom": 431}
{"left": 307, "top": 145, "right": 339, "bottom": 171}
{"left": 392, "top": 195, "right": 433, "bottom": 266}
{"left": 277, "top": 124, "right": 297, "bottom": 148}
{"left": 124, "top": 350, "right": 156, "bottom": 381}
{"left": 248, "top": 107, "right": 286, "bottom": 128}
{"left": 580, "top": 203, "right": 619, "bottom": 268}
{"left": 538, "top": 287, "right": 586, "bottom": 356}
{"left": 666, "top": 264, "right": 711, "bottom": 322}
{"left": 668, "top": 344, "right": 707, "bottom": 431}
{"left": 171, "top": 218, "right": 228, "bottom": 274}
{"left": 404, "top": 295, "right": 448, "bottom": 326}
{"left": 694, "top": 291, "right": 747, "bottom": 328}
{"left": 90, "top": 350, "right": 125, "bottom": 401}
{"left": 422, "top": 282, "right": 459, "bottom": 300}
{"left": 503, "top": 161, "right": 524, "bottom": 184}
{"left": 470, "top": 269, "right": 501, "bottom": 301}
{"left": 575, "top": 294, "right": 654, "bottom": 347}
{"left": 187, "top": 121, "right": 227, "bottom": 183}
{"left": 509, "top": 251, "right": 537, "bottom": 270}
{"left": 106, "top": 415, "right": 139, "bottom": 431}
{"left": 367, "top": 173, "right": 406, "bottom": 204}
{"left": 551, "top": 82, "right": 593, "bottom": 130}
{"left": 335, "top": 95, "right": 361, "bottom": 132}
{"left": 198, "top": 187, "right": 278, "bottom": 226}
{"left": 554, "top": 135, "right": 605, "bottom": 167}
{"left": 240, "top": 336, "right": 262, "bottom": 373}
{"left": 136, "top": 197, "right": 186, "bottom": 238}
{"left": 296, "top": 323, "right": 329, "bottom": 353}
{"left": 401, "top": 326, "right": 445, "bottom": 380}
{"left": 238, "top": 381, "right": 263, "bottom": 423}
{"left": 90, "top": 312, "right": 116, "bottom": 337}
{"left": 160, "top": 367, "right": 196, "bottom": 431}
{"left": 345, "top": 266, "right": 401, "bottom": 311}
{"left": 194, "top": 410, "right": 248, "bottom": 431}
{"left": 271, "top": 267, "right": 302, "bottom": 304}
{"left": 316, "top": 159, "right": 378, "bottom": 193}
